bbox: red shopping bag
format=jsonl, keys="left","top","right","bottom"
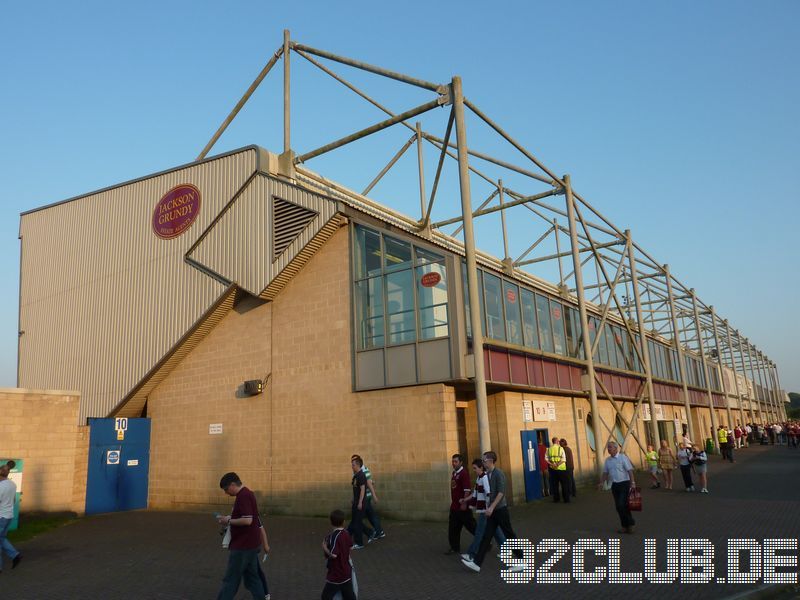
{"left": 627, "top": 486, "right": 642, "bottom": 511}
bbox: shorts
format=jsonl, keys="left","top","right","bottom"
{"left": 649, "top": 466, "right": 658, "bottom": 474}
{"left": 693, "top": 464, "right": 707, "bottom": 474}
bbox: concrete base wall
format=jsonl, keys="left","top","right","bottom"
{"left": 0, "top": 389, "right": 87, "bottom": 514}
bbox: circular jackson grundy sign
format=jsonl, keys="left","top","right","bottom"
{"left": 152, "top": 184, "right": 201, "bottom": 239}
{"left": 420, "top": 271, "right": 442, "bottom": 288}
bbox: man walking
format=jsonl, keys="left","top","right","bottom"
{"left": 350, "top": 454, "right": 385, "bottom": 542}
{"left": 216, "top": 472, "right": 267, "bottom": 600}
{"left": 446, "top": 453, "right": 476, "bottom": 555}
{"left": 599, "top": 441, "right": 636, "bottom": 534}
{"left": 348, "top": 456, "right": 368, "bottom": 549}
{"left": 0, "top": 465, "right": 21, "bottom": 573}
{"left": 461, "top": 451, "right": 524, "bottom": 574}
{"left": 546, "top": 437, "right": 569, "bottom": 503}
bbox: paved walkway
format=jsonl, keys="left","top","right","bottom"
{"left": 3, "top": 444, "right": 800, "bottom": 599}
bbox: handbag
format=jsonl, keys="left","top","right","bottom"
{"left": 627, "top": 486, "right": 642, "bottom": 511}
{"left": 221, "top": 525, "right": 231, "bottom": 548}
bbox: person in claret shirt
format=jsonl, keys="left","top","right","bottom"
{"left": 446, "top": 453, "right": 476, "bottom": 555}
{"left": 216, "top": 472, "right": 268, "bottom": 600}
{"left": 322, "top": 509, "right": 356, "bottom": 600}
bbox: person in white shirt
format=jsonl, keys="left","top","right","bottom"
{"left": 0, "top": 464, "right": 22, "bottom": 572}
{"left": 676, "top": 443, "right": 694, "bottom": 491}
{"left": 599, "top": 441, "right": 637, "bottom": 534}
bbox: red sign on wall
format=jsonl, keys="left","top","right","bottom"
{"left": 152, "top": 184, "right": 201, "bottom": 239}
{"left": 506, "top": 289, "right": 517, "bottom": 303}
{"left": 420, "top": 272, "right": 442, "bottom": 288}
{"left": 552, "top": 306, "right": 562, "bottom": 320}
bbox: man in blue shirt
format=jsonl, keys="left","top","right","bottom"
{"left": 599, "top": 441, "right": 637, "bottom": 534}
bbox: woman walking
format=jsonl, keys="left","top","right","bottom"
{"left": 690, "top": 444, "right": 709, "bottom": 493}
{"left": 677, "top": 442, "right": 694, "bottom": 492}
{"left": 657, "top": 439, "right": 677, "bottom": 490}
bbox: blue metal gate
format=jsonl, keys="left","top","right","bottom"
{"left": 85, "top": 418, "right": 151, "bottom": 515}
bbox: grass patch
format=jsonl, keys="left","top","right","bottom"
{"left": 7, "top": 512, "right": 77, "bottom": 544}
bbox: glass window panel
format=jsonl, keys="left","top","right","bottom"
{"left": 354, "top": 225, "right": 382, "bottom": 279}
{"left": 550, "top": 300, "right": 567, "bottom": 356}
{"left": 647, "top": 340, "right": 657, "bottom": 377}
{"left": 671, "top": 349, "right": 680, "bottom": 381}
{"left": 586, "top": 414, "right": 596, "bottom": 452}
{"left": 417, "top": 263, "right": 448, "bottom": 340}
{"left": 565, "top": 307, "right": 582, "bottom": 358}
{"left": 521, "top": 289, "right": 539, "bottom": 349}
{"left": 620, "top": 328, "right": 632, "bottom": 370}
{"left": 355, "top": 277, "right": 384, "bottom": 349}
{"left": 535, "top": 293, "right": 554, "bottom": 353}
{"left": 503, "top": 281, "right": 523, "bottom": 346}
{"left": 462, "top": 265, "right": 485, "bottom": 338}
{"left": 482, "top": 272, "right": 505, "bottom": 341}
{"left": 383, "top": 235, "right": 412, "bottom": 273}
{"left": 597, "top": 323, "right": 609, "bottom": 366}
{"left": 415, "top": 247, "right": 444, "bottom": 265}
{"left": 386, "top": 270, "right": 416, "bottom": 344}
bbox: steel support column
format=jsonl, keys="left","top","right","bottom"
{"left": 565, "top": 174, "right": 603, "bottom": 477}
{"left": 737, "top": 332, "right": 757, "bottom": 424}
{"left": 710, "top": 308, "right": 734, "bottom": 428}
{"left": 692, "top": 292, "right": 719, "bottom": 449}
{"left": 772, "top": 363, "right": 786, "bottom": 421}
{"left": 724, "top": 322, "right": 747, "bottom": 426}
{"left": 283, "top": 29, "right": 291, "bottom": 153}
{"left": 625, "top": 230, "right": 659, "bottom": 448}
{"left": 665, "top": 265, "right": 695, "bottom": 442}
{"left": 744, "top": 342, "right": 763, "bottom": 422}
{"left": 452, "top": 76, "right": 490, "bottom": 452}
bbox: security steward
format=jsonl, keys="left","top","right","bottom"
{"left": 546, "top": 437, "right": 570, "bottom": 503}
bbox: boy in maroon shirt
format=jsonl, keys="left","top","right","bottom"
{"left": 216, "top": 472, "right": 267, "bottom": 600}
{"left": 322, "top": 509, "right": 356, "bottom": 600}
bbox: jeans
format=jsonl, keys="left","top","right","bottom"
{"left": 466, "top": 512, "right": 505, "bottom": 558}
{"left": 363, "top": 497, "right": 383, "bottom": 538}
{"left": 0, "top": 517, "right": 19, "bottom": 565}
{"left": 473, "top": 506, "right": 522, "bottom": 566}
{"left": 217, "top": 548, "right": 265, "bottom": 600}
{"left": 611, "top": 481, "right": 635, "bottom": 528}
{"left": 679, "top": 464, "right": 693, "bottom": 489}
{"left": 448, "top": 508, "right": 476, "bottom": 552}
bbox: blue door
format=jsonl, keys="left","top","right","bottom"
{"left": 520, "top": 430, "right": 543, "bottom": 501}
{"left": 85, "top": 418, "right": 151, "bottom": 515}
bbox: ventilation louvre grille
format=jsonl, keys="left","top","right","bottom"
{"left": 272, "top": 197, "right": 318, "bottom": 261}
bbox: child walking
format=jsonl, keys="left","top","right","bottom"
{"left": 322, "top": 510, "right": 357, "bottom": 600}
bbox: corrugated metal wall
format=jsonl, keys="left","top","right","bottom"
{"left": 188, "top": 174, "right": 340, "bottom": 297}
{"left": 19, "top": 149, "right": 258, "bottom": 423}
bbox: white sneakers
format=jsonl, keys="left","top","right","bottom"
{"left": 701, "top": 488, "right": 709, "bottom": 493}
{"left": 461, "top": 558, "right": 481, "bottom": 572}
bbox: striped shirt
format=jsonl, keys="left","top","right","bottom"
{"left": 468, "top": 474, "right": 490, "bottom": 513}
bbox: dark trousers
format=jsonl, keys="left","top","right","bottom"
{"left": 322, "top": 580, "right": 356, "bottom": 600}
{"left": 567, "top": 468, "right": 577, "bottom": 497}
{"left": 348, "top": 504, "right": 366, "bottom": 545}
{"left": 257, "top": 559, "right": 269, "bottom": 596}
{"left": 217, "top": 548, "right": 265, "bottom": 600}
{"left": 679, "top": 464, "right": 693, "bottom": 489}
{"left": 473, "top": 506, "right": 521, "bottom": 566}
{"left": 550, "top": 469, "right": 570, "bottom": 502}
{"left": 448, "top": 508, "right": 476, "bottom": 552}
{"left": 611, "top": 481, "right": 635, "bottom": 529}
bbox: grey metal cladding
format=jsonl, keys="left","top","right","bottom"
{"left": 18, "top": 148, "right": 258, "bottom": 423}
{"left": 187, "top": 174, "right": 339, "bottom": 297}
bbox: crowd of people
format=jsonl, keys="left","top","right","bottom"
{"left": 211, "top": 419, "right": 798, "bottom": 598}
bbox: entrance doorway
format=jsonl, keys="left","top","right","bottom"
{"left": 520, "top": 428, "right": 549, "bottom": 501}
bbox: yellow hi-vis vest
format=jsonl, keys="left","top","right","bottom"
{"left": 547, "top": 445, "right": 566, "bottom": 470}
{"left": 718, "top": 428, "right": 728, "bottom": 443}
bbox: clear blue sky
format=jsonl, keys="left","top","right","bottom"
{"left": 1, "top": 2, "right": 798, "bottom": 393}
